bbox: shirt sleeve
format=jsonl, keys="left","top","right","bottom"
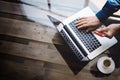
{"left": 96, "top": 0, "right": 120, "bottom": 23}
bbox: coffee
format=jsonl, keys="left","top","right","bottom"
{"left": 103, "top": 59, "right": 111, "bottom": 67}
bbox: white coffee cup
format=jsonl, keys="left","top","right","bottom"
{"left": 97, "top": 56, "right": 115, "bottom": 74}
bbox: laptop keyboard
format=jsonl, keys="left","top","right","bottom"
{"left": 69, "top": 19, "right": 101, "bottom": 53}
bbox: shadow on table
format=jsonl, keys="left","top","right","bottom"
{"left": 52, "top": 33, "right": 89, "bottom": 75}
{"left": 104, "top": 18, "right": 120, "bottom": 68}
{"left": 90, "top": 18, "right": 120, "bottom": 78}
{"left": 108, "top": 32, "right": 120, "bottom": 68}
{"left": 90, "top": 62, "right": 111, "bottom": 77}
{"left": 90, "top": 33, "right": 120, "bottom": 78}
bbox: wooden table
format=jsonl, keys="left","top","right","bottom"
{"left": 0, "top": 0, "right": 120, "bottom": 80}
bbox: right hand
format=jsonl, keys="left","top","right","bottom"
{"left": 75, "top": 16, "right": 101, "bottom": 32}
{"left": 95, "top": 24, "right": 120, "bottom": 38}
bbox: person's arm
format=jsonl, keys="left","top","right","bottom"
{"left": 75, "top": 0, "right": 120, "bottom": 34}
{"left": 96, "top": 0, "right": 120, "bottom": 23}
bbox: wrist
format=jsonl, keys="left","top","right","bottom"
{"left": 118, "top": 24, "right": 120, "bottom": 30}
{"left": 113, "top": 24, "right": 120, "bottom": 31}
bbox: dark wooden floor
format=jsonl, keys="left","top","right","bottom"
{"left": 0, "top": 0, "right": 120, "bottom": 80}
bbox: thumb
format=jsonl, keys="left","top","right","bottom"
{"left": 94, "top": 27, "right": 108, "bottom": 37}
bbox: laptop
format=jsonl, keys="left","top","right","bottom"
{"left": 48, "top": 7, "right": 118, "bottom": 61}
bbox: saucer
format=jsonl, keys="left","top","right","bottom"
{"left": 97, "top": 56, "right": 115, "bottom": 74}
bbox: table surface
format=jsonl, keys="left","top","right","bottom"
{"left": 0, "top": 0, "right": 120, "bottom": 80}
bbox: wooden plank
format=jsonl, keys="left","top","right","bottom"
{"left": 44, "top": 61, "right": 73, "bottom": 75}
{"left": 0, "top": 0, "right": 66, "bottom": 27}
{"left": 76, "top": 72, "right": 101, "bottom": 80}
{"left": 0, "top": 40, "right": 106, "bottom": 74}
{"left": 0, "top": 40, "right": 66, "bottom": 65}
{"left": 0, "top": 37, "right": 103, "bottom": 74}
{"left": 0, "top": 49, "right": 120, "bottom": 80}
{"left": 0, "top": 0, "right": 84, "bottom": 16}
{"left": 0, "top": 53, "right": 119, "bottom": 80}
{"left": 0, "top": 11, "right": 34, "bottom": 22}
{"left": 0, "top": 17, "right": 64, "bottom": 45}
{"left": 0, "top": 53, "right": 76, "bottom": 80}
{"left": 0, "top": 34, "right": 29, "bottom": 45}
{"left": 43, "top": 69, "right": 77, "bottom": 80}
{"left": 0, "top": 54, "right": 45, "bottom": 80}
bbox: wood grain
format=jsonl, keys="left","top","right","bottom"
{"left": 0, "top": 17, "right": 64, "bottom": 45}
{"left": 0, "top": 0, "right": 120, "bottom": 80}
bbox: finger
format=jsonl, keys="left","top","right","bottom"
{"left": 77, "top": 23, "right": 89, "bottom": 29}
{"left": 75, "top": 18, "right": 87, "bottom": 24}
{"left": 75, "top": 21, "right": 88, "bottom": 27}
{"left": 94, "top": 30, "right": 113, "bottom": 38}
{"left": 94, "top": 31, "right": 106, "bottom": 37}
{"left": 100, "top": 33, "right": 112, "bottom": 38}
{"left": 96, "top": 27, "right": 108, "bottom": 32}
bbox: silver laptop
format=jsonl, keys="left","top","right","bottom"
{"left": 48, "top": 7, "right": 118, "bottom": 61}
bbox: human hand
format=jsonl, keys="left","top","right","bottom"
{"left": 95, "top": 24, "right": 120, "bottom": 38}
{"left": 75, "top": 16, "right": 101, "bottom": 32}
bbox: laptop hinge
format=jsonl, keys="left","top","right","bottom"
{"left": 82, "top": 57, "right": 89, "bottom": 61}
